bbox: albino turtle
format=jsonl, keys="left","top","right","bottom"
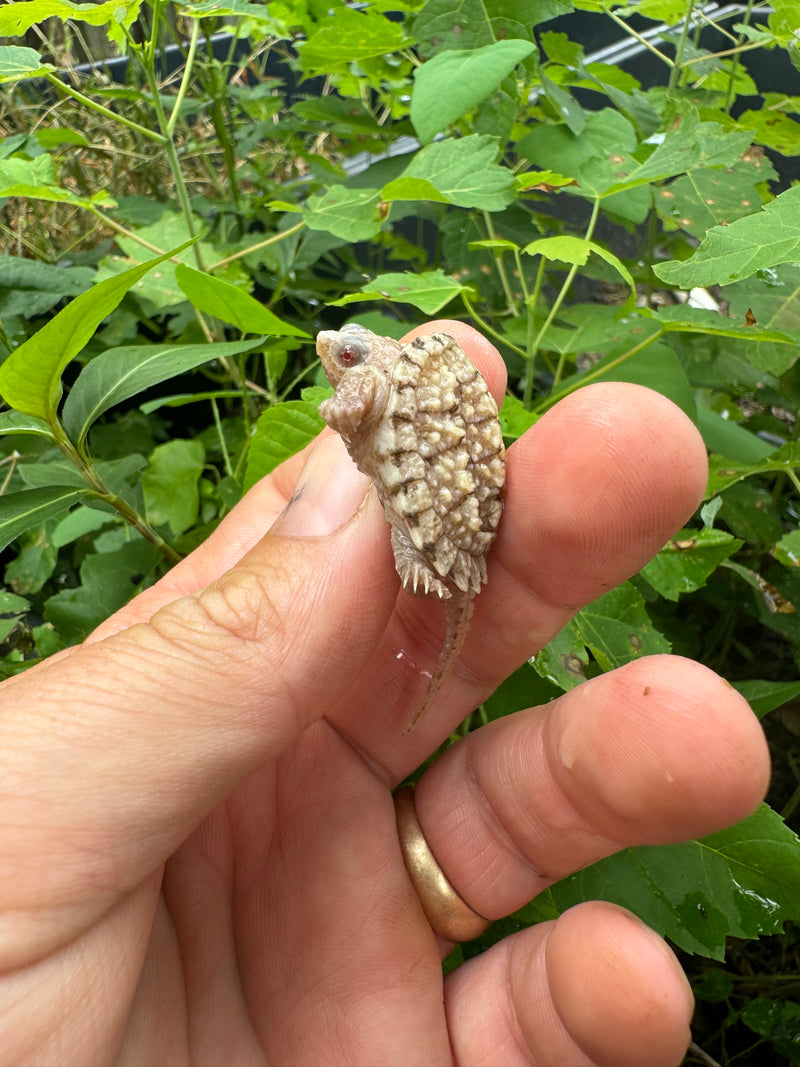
{"left": 316, "top": 324, "right": 505, "bottom": 732}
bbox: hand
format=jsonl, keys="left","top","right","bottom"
{"left": 0, "top": 323, "right": 768, "bottom": 1066}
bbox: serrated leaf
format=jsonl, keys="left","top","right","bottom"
{"left": 61, "top": 337, "right": 261, "bottom": 448}
{"left": 243, "top": 400, "right": 326, "bottom": 493}
{"left": 573, "top": 582, "right": 671, "bottom": 671}
{"left": 410, "top": 0, "right": 557, "bottom": 54}
{"left": 640, "top": 529, "right": 743, "bottom": 601}
{"left": 536, "top": 804, "right": 800, "bottom": 960}
{"left": 738, "top": 108, "right": 800, "bottom": 156}
{"left": 330, "top": 269, "right": 467, "bottom": 314}
{"left": 302, "top": 186, "right": 384, "bottom": 241}
{"left": 606, "top": 118, "right": 754, "bottom": 194}
{"left": 0, "top": 0, "right": 142, "bottom": 34}
{"left": 0, "top": 44, "right": 54, "bottom": 82}
{"left": 142, "top": 439, "right": 205, "bottom": 536}
{"left": 722, "top": 264, "right": 800, "bottom": 376}
{"left": 296, "top": 6, "right": 410, "bottom": 71}
{"left": 410, "top": 39, "right": 535, "bottom": 144}
{"left": 0, "top": 155, "right": 110, "bottom": 209}
{"left": 174, "top": 264, "right": 309, "bottom": 337}
{"left": 655, "top": 184, "right": 800, "bottom": 288}
{"left": 655, "top": 162, "right": 774, "bottom": 241}
{"left": 523, "top": 235, "right": 635, "bottom": 301}
{"left": 0, "top": 487, "right": 89, "bottom": 553}
{"left": 0, "top": 242, "right": 195, "bottom": 422}
{"left": 386, "top": 136, "right": 515, "bottom": 211}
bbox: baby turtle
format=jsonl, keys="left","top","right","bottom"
{"left": 316, "top": 324, "right": 505, "bottom": 732}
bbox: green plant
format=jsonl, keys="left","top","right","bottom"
{"left": 2, "top": 1, "right": 800, "bottom": 1061}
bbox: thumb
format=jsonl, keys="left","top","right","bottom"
{"left": 0, "top": 436, "right": 395, "bottom": 922}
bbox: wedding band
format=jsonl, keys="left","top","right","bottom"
{"left": 394, "top": 785, "right": 490, "bottom": 942}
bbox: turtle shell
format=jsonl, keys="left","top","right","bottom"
{"left": 370, "top": 332, "right": 505, "bottom": 595}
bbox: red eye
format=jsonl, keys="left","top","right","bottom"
{"left": 340, "top": 346, "right": 357, "bottom": 364}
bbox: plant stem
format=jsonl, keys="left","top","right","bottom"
{"left": 51, "top": 423, "right": 181, "bottom": 564}
{"left": 43, "top": 74, "right": 166, "bottom": 143}
{"left": 667, "top": 0, "right": 695, "bottom": 96}
{"left": 167, "top": 17, "right": 201, "bottom": 139}
{"left": 460, "top": 292, "right": 528, "bottom": 362}
{"left": 207, "top": 222, "right": 307, "bottom": 272}
{"left": 527, "top": 197, "right": 602, "bottom": 397}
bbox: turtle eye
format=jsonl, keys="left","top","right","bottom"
{"left": 338, "top": 342, "right": 364, "bottom": 367}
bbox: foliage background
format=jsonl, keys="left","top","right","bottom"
{"left": 2, "top": 1, "right": 800, "bottom": 1062}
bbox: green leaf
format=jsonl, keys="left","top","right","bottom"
{"left": 142, "top": 439, "right": 206, "bottom": 537}
{"left": 385, "top": 136, "right": 515, "bottom": 211}
{"left": 0, "top": 486, "right": 89, "bottom": 553}
{"left": 517, "top": 109, "right": 639, "bottom": 197}
{"left": 93, "top": 221, "right": 206, "bottom": 312}
{"left": 534, "top": 804, "right": 800, "bottom": 960}
{"left": 549, "top": 341, "right": 697, "bottom": 422}
{"left": 499, "top": 393, "right": 539, "bottom": 441}
{"left": 243, "top": 400, "right": 326, "bottom": 493}
{"left": 0, "top": 411, "right": 55, "bottom": 439}
{"left": 654, "top": 184, "right": 800, "bottom": 288}
{"left": 61, "top": 337, "right": 261, "bottom": 448}
{"left": 774, "top": 528, "right": 800, "bottom": 569}
{"left": 605, "top": 118, "right": 754, "bottom": 194}
{"left": 330, "top": 269, "right": 468, "bottom": 314}
{"left": 696, "top": 407, "right": 775, "bottom": 464}
{"left": 738, "top": 108, "right": 800, "bottom": 156}
{"left": 733, "top": 679, "right": 800, "bottom": 720}
{"left": 51, "top": 506, "right": 112, "bottom": 548}
{"left": 410, "top": 0, "right": 560, "bottom": 54}
{"left": 0, "top": 589, "right": 30, "bottom": 643}
{"left": 532, "top": 623, "right": 592, "bottom": 691}
{"left": 742, "top": 998, "right": 800, "bottom": 1062}
{"left": 0, "top": 241, "right": 195, "bottom": 422}
{"left": 0, "top": 254, "right": 94, "bottom": 318}
{"left": 707, "top": 442, "right": 800, "bottom": 496}
{"left": 655, "top": 161, "right": 775, "bottom": 241}
{"left": 523, "top": 235, "right": 635, "bottom": 301}
{"left": 640, "top": 529, "right": 743, "bottom": 601}
{"left": 571, "top": 582, "right": 671, "bottom": 671}
{"left": 44, "top": 539, "right": 158, "bottom": 643}
{"left": 296, "top": 6, "right": 410, "bottom": 71}
{"left": 302, "top": 186, "right": 385, "bottom": 242}
{"left": 722, "top": 264, "right": 800, "bottom": 376}
{"left": 0, "top": 0, "right": 142, "bottom": 34}
{"left": 0, "top": 44, "right": 54, "bottom": 82}
{"left": 3, "top": 521, "right": 58, "bottom": 595}
{"left": 174, "top": 264, "right": 309, "bottom": 337}
{"left": 0, "top": 155, "right": 110, "bottom": 208}
{"left": 652, "top": 304, "right": 796, "bottom": 345}
{"left": 410, "top": 39, "right": 535, "bottom": 144}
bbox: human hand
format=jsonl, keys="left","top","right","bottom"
{"left": 0, "top": 323, "right": 769, "bottom": 1066}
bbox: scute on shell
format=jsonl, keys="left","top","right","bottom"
{"left": 371, "top": 332, "right": 505, "bottom": 595}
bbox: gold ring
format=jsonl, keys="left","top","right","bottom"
{"left": 394, "top": 785, "right": 490, "bottom": 942}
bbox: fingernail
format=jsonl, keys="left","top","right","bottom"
{"left": 274, "top": 435, "right": 371, "bottom": 537}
